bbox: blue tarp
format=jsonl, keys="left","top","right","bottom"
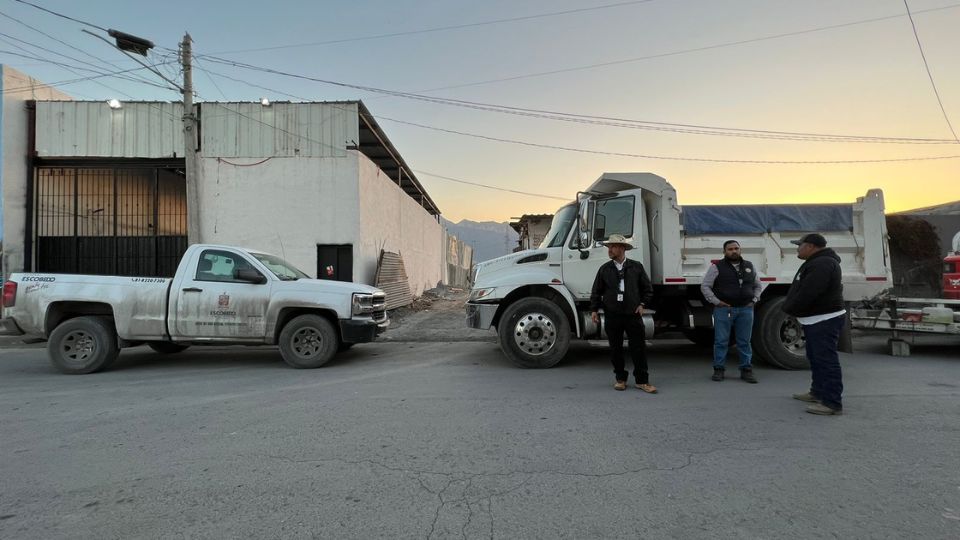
{"left": 682, "top": 205, "right": 853, "bottom": 235}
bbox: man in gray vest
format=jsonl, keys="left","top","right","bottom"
{"left": 701, "top": 240, "right": 762, "bottom": 383}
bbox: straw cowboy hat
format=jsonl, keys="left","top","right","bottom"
{"left": 602, "top": 234, "right": 634, "bottom": 250}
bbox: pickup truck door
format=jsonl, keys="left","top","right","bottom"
{"left": 172, "top": 248, "right": 271, "bottom": 340}
{"left": 563, "top": 195, "right": 638, "bottom": 300}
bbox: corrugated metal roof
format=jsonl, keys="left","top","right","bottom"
{"left": 201, "top": 102, "right": 358, "bottom": 158}
{"left": 36, "top": 101, "right": 183, "bottom": 158}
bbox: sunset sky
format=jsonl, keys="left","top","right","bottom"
{"left": 3, "top": 0, "right": 958, "bottom": 222}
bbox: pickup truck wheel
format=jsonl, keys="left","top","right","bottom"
{"left": 147, "top": 342, "right": 190, "bottom": 354}
{"left": 497, "top": 297, "right": 570, "bottom": 368}
{"left": 753, "top": 296, "right": 809, "bottom": 370}
{"left": 47, "top": 316, "right": 120, "bottom": 374}
{"left": 279, "top": 315, "right": 338, "bottom": 368}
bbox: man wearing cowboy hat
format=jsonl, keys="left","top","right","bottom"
{"left": 590, "top": 234, "right": 656, "bottom": 393}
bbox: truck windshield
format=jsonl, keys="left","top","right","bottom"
{"left": 251, "top": 253, "right": 310, "bottom": 281}
{"left": 539, "top": 203, "right": 577, "bottom": 249}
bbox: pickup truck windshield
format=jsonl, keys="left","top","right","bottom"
{"left": 251, "top": 253, "right": 310, "bottom": 281}
{"left": 540, "top": 203, "right": 577, "bottom": 249}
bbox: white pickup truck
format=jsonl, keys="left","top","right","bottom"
{"left": 467, "top": 173, "right": 892, "bottom": 370}
{"left": 1, "top": 244, "right": 388, "bottom": 374}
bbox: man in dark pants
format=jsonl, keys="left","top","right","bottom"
{"left": 590, "top": 234, "right": 656, "bottom": 393}
{"left": 701, "top": 240, "right": 762, "bottom": 383}
{"left": 783, "top": 233, "right": 846, "bottom": 415}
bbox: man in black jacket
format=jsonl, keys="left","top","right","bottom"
{"left": 783, "top": 233, "right": 846, "bottom": 415}
{"left": 590, "top": 234, "right": 656, "bottom": 393}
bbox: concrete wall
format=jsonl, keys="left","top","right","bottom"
{"left": 196, "top": 154, "right": 360, "bottom": 278}
{"left": 1, "top": 66, "right": 73, "bottom": 279}
{"left": 357, "top": 153, "right": 442, "bottom": 295}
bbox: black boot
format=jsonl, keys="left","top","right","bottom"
{"left": 711, "top": 367, "right": 724, "bottom": 381}
{"left": 740, "top": 368, "right": 758, "bottom": 384}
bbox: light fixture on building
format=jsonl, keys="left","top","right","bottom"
{"left": 260, "top": 97, "right": 271, "bottom": 106}
{"left": 107, "top": 99, "right": 122, "bottom": 109}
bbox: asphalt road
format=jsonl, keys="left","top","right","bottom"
{"left": 1, "top": 336, "right": 959, "bottom": 539}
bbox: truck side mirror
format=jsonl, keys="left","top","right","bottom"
{"left": 578, "top": 230, "right": 590, "bottom": 249}
{"left": 235, "top": 268, "right": 267, "bottom": 284}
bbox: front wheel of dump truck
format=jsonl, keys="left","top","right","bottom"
{"left": 497, "top": 297, "right": 570, "bottom": 369}
{"left": 47, "top": 316, "right": 120, "bottom": 374}
{"left": 753, "top": 296, "right": 809, "bottom": 370}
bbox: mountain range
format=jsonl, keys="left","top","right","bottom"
{"left": 442, "top": 219, "right": 519, "bottom": 263}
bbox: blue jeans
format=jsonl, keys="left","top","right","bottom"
{"left": 713, "top": 306, "right": 754, "bottom": 369}
{"left": 803, "top": 315, "right": 845, "bottom": 411}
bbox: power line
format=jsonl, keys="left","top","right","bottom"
{"left": 200, "top": 55, "right": 960, "bottom": 144}
{"left": 191, "top": 58, "right": 960, "bottom": 164}
{"left": 12, "top": 0, "right": 109, "bottom": 32}
{"left": 0, "top": 9, "right": 161, "bottom": 89}
{"left": 0, "top": 29, "right": 170, "bottom": 89}
{"left": 193, "top": 56, "right": 229, "bottom": 100}
{"left": 0, "top": 48, "right": 178, "bottom": 92}
{"left": 375, "top": 114, "right": 960, "bottom": 164}
{"left": 413, "top": 170, "right": 570, "bottom": 200}
{"left": 206, "top": 0, "right": 659, "bottom": 55}
{"left": 1, "top": 63, "right": 174, "bottom": 94}
{"left": 191, "top": 64, "right": 545, "bottom": 203}
{"left": 391, "top": 3, "right": 960, "bottom": 96}
{"left": 902, "top": 0, "right": 959, "bottom": 142}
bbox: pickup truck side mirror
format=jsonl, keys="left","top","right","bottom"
{"left": 234, "top": 268, "right": 267, "bottom": 284}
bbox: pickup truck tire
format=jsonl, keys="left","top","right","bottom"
{"left": 753, "top": 296, "right": 809, "bottom": 370}
{"left": 497, "top": 297, "right": 570, "bottom": 369}
{"left": 278, "top": 315, "right": 338, "bottom": 369}
{"left": 47, "top": 316, "right": 120, "bottom": 374}
{"left": 147, "top": 342, "right": 190, "bottom": 354}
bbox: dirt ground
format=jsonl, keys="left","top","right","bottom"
{"left": 380, "top": 287, "right": 495, "bottom": 343}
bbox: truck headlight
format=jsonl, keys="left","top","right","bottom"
{"left": 352, "top": 293, "right": 376, "bottom": 315}
{"left": 469, "top": 287, "right": 495, "bottom": 302}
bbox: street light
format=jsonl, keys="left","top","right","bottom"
{"left": 107, "top": 98, "right": 122, "bottom": 109}
{"left": 260, "top": 97, "right": 271, "bottom": 106}
{"left": 107, "top": 29, "right": 154, "bottom": 56}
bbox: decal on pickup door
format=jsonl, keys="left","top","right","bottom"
{"left": 210, "top": 293, "right": 236, "bottom": 317}
{"left": 21, "top": 276, "right": 55, "bottom": 282}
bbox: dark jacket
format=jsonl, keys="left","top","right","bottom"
{"left": 783, "top": 248, "right": 844, "bottom": 317}
{"left": 590, "top": 258, "right": 653, "bottom": 315}
{"left": 714, "top": 258, "right": 758, "bottom": 307}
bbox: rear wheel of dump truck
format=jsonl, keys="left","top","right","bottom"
{"left": 278, "top": 314, "right": 338, "bottom": 369}
{"left": 47, "top": 316, "right": 120, "bottom": 374}
{"left": 497, "top": 297, "right": 570, "bottom": 369}
{"left": 753, "top": 296, "right": 808, "bottom": 370}
{"left": 147, "top": 342, "right": 190, "bottom": 354}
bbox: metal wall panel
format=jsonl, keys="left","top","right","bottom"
{"left": 36, "top": 101, "right": 184, "bottom": 158}
{"left": 200, "top": 102, "right": 359, "bottom": 158}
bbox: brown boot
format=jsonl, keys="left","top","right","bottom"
{"left": 613, "top": 380, "right": 627, "bottom": 391}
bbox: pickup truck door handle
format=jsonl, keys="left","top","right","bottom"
{"left": 182, "top": 287, "right": 203, "bottom": 293}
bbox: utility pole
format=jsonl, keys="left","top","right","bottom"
{"left": 181, "top": 33, "right": 201, "bottom": 245}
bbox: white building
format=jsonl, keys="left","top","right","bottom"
{"left": 1, "top": 74, "right": 445, "bottom": 296}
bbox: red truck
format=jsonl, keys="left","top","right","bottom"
{"left": 944, "top": 253, "right": 960, "bottom": 300}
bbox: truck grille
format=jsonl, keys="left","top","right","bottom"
{"left": 372, "top": 293, "right": 387, "bottom": 321}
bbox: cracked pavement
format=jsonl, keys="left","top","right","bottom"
{"left": 1, "top": 335, "right": 959, "bottom": 539}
